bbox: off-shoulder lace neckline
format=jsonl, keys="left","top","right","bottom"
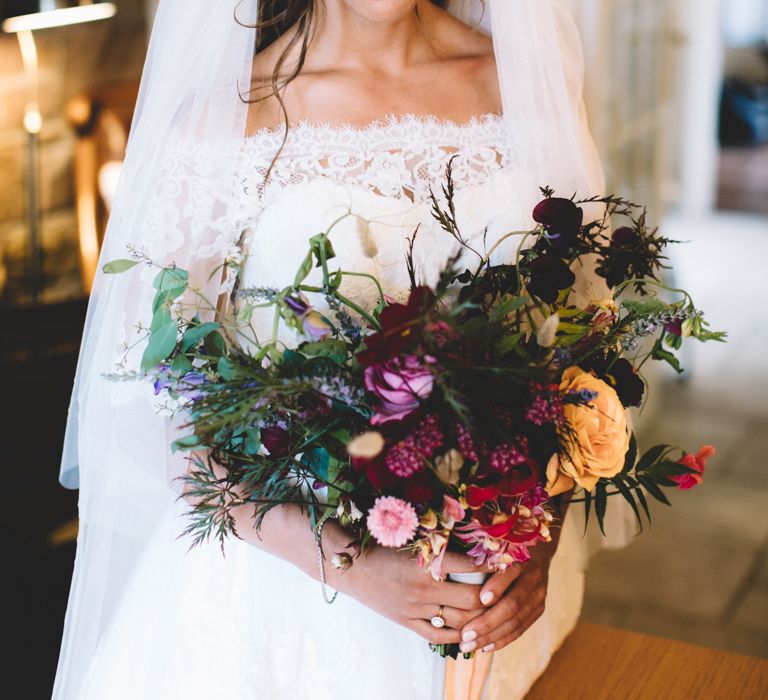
{"left": 243, "top": 110, "right": 504, "bottom": 140}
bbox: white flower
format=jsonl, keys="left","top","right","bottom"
{"left": 347, "top": 431, "right": 385, "bottom": 459}
{"left": 356, "top": 217, "right": 378, "bottom": 258}
{"left": 434, "top": 449, "right": 464, "bottom": 485}
{"left": 537, "top": 313, "right": 560, "bottom": 348}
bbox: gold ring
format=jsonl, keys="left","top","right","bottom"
{"left": 430, "top": 605, "right": 446, "bottom": 629}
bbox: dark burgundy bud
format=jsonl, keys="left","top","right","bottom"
{"left": 525, "top": 255, "right": 576, "bottom": 304}
{"left": 533, "top": 197, "right": 580, "bottom": 228}
{"left": 611, "top": 227, "right": 641, "bottom": 247}
{"left": 261, "top": 426, "right": 290, "bottom": 456}
{"left": 605, "top": 358, "right": 645, "bottom": 408}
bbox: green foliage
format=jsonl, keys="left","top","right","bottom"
{"left": 103, "top": 258, "right": 140, "bottom": 274}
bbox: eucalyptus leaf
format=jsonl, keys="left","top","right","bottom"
{"left": 153, "top": 267, "right": 189, "bottom": 292}
{"left": 141, "top": 320, "right": 178, "bottom": 371}
{"left": 204, "top": 331, "right": 226, "bottom": 357}
{"left": 103, "top": 259, "right": 139, "bottom": 274}
{"left": 180, "top": 322, "right": 221, "bottom": 352}
{"left": 171, "top": 352, "right": 193, "bottom": 374}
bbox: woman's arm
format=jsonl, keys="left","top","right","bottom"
{"left": 457, "top": 495, "right": 571, "bottom": 654}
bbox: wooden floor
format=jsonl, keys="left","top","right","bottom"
{"left": 527, "top": 623, "right": 768, "bottom": 699}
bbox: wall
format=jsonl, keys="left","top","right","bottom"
{"left": 723, "top": 0, "right": 768, "bottom": 46}
{"left": 0, "top": 0, "right": 147, "bottom": 302}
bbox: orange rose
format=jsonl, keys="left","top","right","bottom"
{"left": 557, "top": 367, "right": 630, "bottom": 491}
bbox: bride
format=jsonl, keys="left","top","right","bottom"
{"left": 55, "top": 1, "right": 630, "bottom": 698}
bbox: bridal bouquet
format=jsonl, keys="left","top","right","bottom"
{"left": 106, "top": 161, "right": 724, "bottom": 589}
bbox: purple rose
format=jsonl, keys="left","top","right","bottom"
{"left": 364, "top": 355, "right": 436, "bottom": 424}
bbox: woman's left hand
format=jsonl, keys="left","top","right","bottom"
{"left": 457, "top": 542, "right": 556, "bottom": 654}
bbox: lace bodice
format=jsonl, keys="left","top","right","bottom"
{"left": 240, "top": 112, "right": 520, "bottom": 204}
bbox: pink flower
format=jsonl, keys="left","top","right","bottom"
{"left": 671, "top": 445, "right": 715, "bottom": 490}
{"left": 364, "top": 354, "right": 436, "bottom": 424}
{"left": 441, "top": 495, "right": 466, "bottom": 529}
{"left": 367, "top": 496, "right": 419, "bottom": 547}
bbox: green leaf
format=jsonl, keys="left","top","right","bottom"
{"left": 103, "top": 258, "right": 139, "bottom": 274}
{"left": 635, "top": 485, "right": 651, "bottom": 524}
{"left": 636, "top": 444, "right": 671, "bottom": 473}
{"left": 217, "top": 355, "right": 239, "bottom": 380}
{"left": 153, "top": 267, "right": 189, "bottom": 292}
{"left": 622, "top": 433, "right": 638, "bottom": 474}
{"left": 612, "top": 477, "right": 643, "bottom": 532}
{"left": 595, "top": 481, "right": 608, "bottom": 536}
{"left": 310, "top": 233, "right": 336, "bottom": 265}
{"left": 622, "top": 298, "right": 668, "bottom": 316}
{"left": 294, "top": 250, "right": 314, "bottom": 287}
{"left": 180, "top": 322, "right": 221, "bottom": 352}
{"left": 171, "top": 434, "right": 203, "bottom": 452}
{"left": 303, "top": 447, "right": 330, "bottom": 482}
{"left": 141, "top": 320, "right": 178, "bottom": 371}
{"left": 490, "top": 296, "right": 530, "bottom": 322}
{"left": 171, "top": 352, "right": 193, "bottom": 374}
{"left": 652, "top": 343, "right": 683, "bottom": 374}
{"left": 204, "top": 331, "right": 226, "bottom": 357}
{"left": 151, "top": 306, "right": 172, "bottom": 333}
{"left": 301, "top": 339, "right": 348, "bottom": 364}
{"left": 582, "top": 489, "right": 592, "bottom": 536}
{"left": 638, "top": 476, "right": 671, "bottom": 506}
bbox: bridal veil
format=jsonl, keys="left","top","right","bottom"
{"left": 54, "top": 2, "right": 629, "bottom": 696}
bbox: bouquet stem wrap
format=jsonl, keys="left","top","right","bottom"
{"left": 436, "top": 572, "right": 493, "bottom": 700}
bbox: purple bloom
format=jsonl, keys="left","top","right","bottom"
{"left": 153, "top": 363, "right": 172, "bottom": 395}
{"left": 178, "top": 371, "right": 207, "bottom": 401}
{"left": 364, "top": 354, "right": 436, "bottom": 424}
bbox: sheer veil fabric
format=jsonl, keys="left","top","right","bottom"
{"left": 55, "top": 1, "right": 633, "bottom": 696}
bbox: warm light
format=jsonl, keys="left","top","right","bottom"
{"left": 2, "top": 3, "right": 116, "bottom": 33}
{"left": 24, "top": 108, "right": 42, "bottom": 134}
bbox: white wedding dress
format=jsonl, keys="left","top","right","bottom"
{"left": 79, "top": 113, "right": 593, "bottom": 700}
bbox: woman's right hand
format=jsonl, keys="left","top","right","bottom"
{"left": 334, "top": 542, "right": 487, "bottom": 645}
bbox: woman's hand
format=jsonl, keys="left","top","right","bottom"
{"left": 337, "top": 543, "right": 487, "bottom": 645}
{"left": 456, "top": 544, "right": 555, "bottom": 654}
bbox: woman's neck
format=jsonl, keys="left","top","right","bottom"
{"left": 306, "top": 0, "right": 442, "bottom": 75}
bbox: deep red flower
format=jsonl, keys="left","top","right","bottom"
{"left": 402, "top": 470, "right": 434, "bottom": 504}
{"left": 261, "top": 426, "right": 289, "bottom": 456}
{"left": 357, "top": 286, "right": 436, "bottom": 365}
{"left": 524, "top": 254, "right": 576, "bottom": 304}
{"left": 533, "top": 197, "right": 584, "bottom": 258}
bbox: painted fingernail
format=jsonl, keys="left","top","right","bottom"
{"left": 460, "top": 640, "right": 477, "bottom": 653}
{"left": 482, "top": 643, "right": 495, "bottom": 653}
{"left": 462, "top": 630, "right": 477, "bottom": 642}
{"left": 480, "top": 591, "right": 494, "bottom": 605}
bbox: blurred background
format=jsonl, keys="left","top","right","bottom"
{"left": 1, "top": 0, "right": 765, "bottom": 697}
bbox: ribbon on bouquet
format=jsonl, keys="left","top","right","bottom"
{"left": 443, "top": 651, "right": 494, "bottom": 700}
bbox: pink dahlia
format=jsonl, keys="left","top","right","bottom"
{"left": 367, "top": 496, "right": 419, "bottom": 548}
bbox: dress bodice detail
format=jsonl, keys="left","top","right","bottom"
{"left": 240, "top": 112, "right": 519, "bottom": 204}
